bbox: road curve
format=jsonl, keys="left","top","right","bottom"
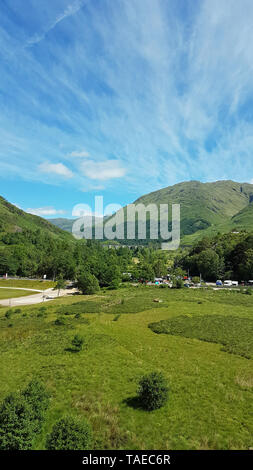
{"left": 0, "top": 288, "right": 78, "bottom": 307}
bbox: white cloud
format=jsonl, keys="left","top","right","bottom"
{"left": 80, "top": 159, "right": 126, "bottom": 180}
{"left": 26, "top": 206, "right": 66, "bottom": 216}
{"left": 38, "top": 162, "right": 73, "bottom": 178}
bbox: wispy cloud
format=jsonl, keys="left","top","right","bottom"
{"left": 80, "top": 159, "right": 126, "bottom": 180}
{"left": 39, "top": 162, "right": 73, "bottom": 178}
{"left": 1, "top": 0, "right": 253, "bottom": 203}
{"left": 26, "top": 0, "right": 86, "bottom": 46}
{"left": 26, "top": 206, "right": 66, "bottom": 216}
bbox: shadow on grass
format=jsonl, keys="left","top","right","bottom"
{"left": 122, "top": 396, "right": 145, "bottom": 410}
{"left": 64, "top": 347, "right": 81, "bottom": 353}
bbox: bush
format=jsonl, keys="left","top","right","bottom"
{"left": 71, "top": 334, "right": 84, "bottom": 352}
{"left": 14, "top": 308, "right": 21, "bottom": 314}
{"left": 245, "top": 287, "right": 252, "bottom": 295}
{"left": 172, "top": 278, "right": 184, "bottom": 289}
{"left": 107, "top": 279, "right": 120, "bottom": 290}
{"left": 22, "top": 379, "right": 50, "bottom": 432}
{"left": 0, "top": 394, "right": 35, "bottom": 450}
{"left": 77, "top": 273, "right": 100, "bottom": 295}
{"left": 5, "top": 310, "right": 12, "bottom": 319}
{"left": 137, "top": 372, "right": 169, "bottom": 411}
{"left": 54, "top": 316, "right": 66, "bottom": 326}
{"left": 46, "top": 416, "right": 92, "bottom": 450}
{"left": 0, "top": 380, "right": 49, "bottom": 450}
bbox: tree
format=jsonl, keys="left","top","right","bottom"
{"left": 77, "top": 272, "right": 99, "bottom": 295}
{"left": 137, "top": 263, "right": 154, "bottom": 282}
{"left": 54, "top": 276, "right": 66, "bottom": 296}
{"left": 46, "top": 416, "right": 92, "bottom": 450}
{"left": 153, "top": 258, "right": 167, "bottom": 278}
{"left": 137, "top": 372, "right": 169, "bottom": 411}
{"left": 196, "top": 249, "right": 221, "bottom": 281}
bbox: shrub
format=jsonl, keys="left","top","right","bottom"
{"left": 38, "top": 306, "right": 47, "bottom": 313}
{"left": 108, "top": 279, "right": 120, "bottom": 290}
{"left": 172, "top": 278, "right": 184, "bottom": 289}
{"left": 54, "top": 316, "right": 66, "bottom": 326}
{"left": 46, "top": 416, "right": 92, "bottom": 450}
{"left": 77, "top": 273, "right": 100, "bottom": 295}
{"left": 5, "top": 310, "right": 12, "bottom": 319}
{"left": 0, "top": 380, "right": 50, "bottom": 450}
{"left": 137, "top": 372, "right": 169, "bottom": 411}
{"left": 14, "top": 308, "right": 21, "bottom": 314}
{"left": 192, "top": 276, "right": 200, "bottom": 284}
{"left": 22, "top": 379, "right": 50, "bottom": 432}
{"left": 71, "top": 334, "right": 84, "bottom": 352}
{"left": 0, "top": 394, "right": 35, "bottom": 450}
{"left": 245, "top": 287, "right": 252, "bottom": 295}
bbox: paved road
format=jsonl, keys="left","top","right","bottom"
{"left": 0, "top": 288, "right": 78, "bottom": 307}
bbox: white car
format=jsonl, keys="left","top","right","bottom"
{"left": 224, "top": 280, "right": 233, "bottom": 287}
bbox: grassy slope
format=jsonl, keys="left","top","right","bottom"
{"left": 0, "top": 280, "right": 55, "bottom": 290}
{"left": 136, "top": 180, "right": 253, "bottom": 241}
{"left": 58, "top": 180, "right": 253, "bottom": 244}
{"left": 0, "top": 196, "right": 72, "bottom": 239}
{"left": 231, "top": 202, "right": 253, "bottom": 230}
{"left": 0, "top": 289, "right": 38, "bottom": 300}
{"left": 0, "top": 286, "right": 252, "bottom": 450}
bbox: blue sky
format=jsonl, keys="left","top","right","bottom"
{"left": 1, "top": 0, "right": 253, "bottom": 218}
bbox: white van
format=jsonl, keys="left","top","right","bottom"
{"left": 232, "top": 281, "right": 239, "bottom": 287}
{"left": 224, "top": 280, "right": 233, "bottom": 287}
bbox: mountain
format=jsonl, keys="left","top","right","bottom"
{"left": 49, "top": 218, "right": 75, "bottom": 232}
{"left": 48, "top": 180, "right": 253, "bottom": 245}
{"left": 134, "top": 180, "right": 253, "bottom": 244}
{"left": 0, "top": 196, "right": 71, "bottom": 239}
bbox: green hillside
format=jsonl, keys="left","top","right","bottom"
{"left": 135, "top": 180, "right": 253, "bottom": 237}
{"left": 49, "top": 180, "right": 253, "bottom": 245}
{"left": 231, "top": 202, "right": 253, "bottom": 230}
{"left": 0, "top": 196, "right": 71, "bottom": 239}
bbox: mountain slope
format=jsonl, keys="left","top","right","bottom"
{"left": 49, "top": 218, "right": 75, "bottom": 233}
{"left": 0, "top": 196, "right": 72, "bottom": 239}
{"left": 231, "top": 202, "right": 253, "bottom": 230}
{"left": 49, "top": 180, "right": 253, "bottom": 245}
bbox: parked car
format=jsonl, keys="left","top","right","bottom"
{"left": 216, "top": 280, "right": 223, "bottom": 286}
{"left": 224, "top": 280, "right": 233, "bottom": 287}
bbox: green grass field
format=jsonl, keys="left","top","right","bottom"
{"left": 0, "top": 289, "right": 38, "bottom": 300}
{"left": 0, "top": 286, "right": 252, "bottom": 450}
{"left": 0, "top": 279, "right": 55, "bottom": 290}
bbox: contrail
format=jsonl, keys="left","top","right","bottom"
{"left": 25, "top": 0, "right": 86, "bottom": 47}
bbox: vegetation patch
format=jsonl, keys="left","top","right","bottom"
{"left": 149, "top": 315, "right": 253, "bottom": 359}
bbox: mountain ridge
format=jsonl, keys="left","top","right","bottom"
{"left": 49, "top": 180, "right": 253, "bottom": 244}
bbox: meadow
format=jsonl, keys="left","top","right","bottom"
{"left": 0, "top": 279, "right": 55, "bottom": 290}
{"left": 0, "top": 285, "right": 252, "bottom": 450}
{"left": 0, "top": 289, "right": 38, "bottom": 300}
